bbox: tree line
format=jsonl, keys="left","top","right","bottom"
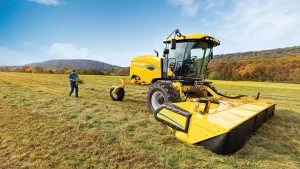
{"left": 1, "top": 56, "right": 300, "bottom": 83}
{"left": 0, "top": 66, "right": 130, "bottom": 76}
{"left": 207, "top": 46, "right": 300, "bottom": 83}
{"left": 208, "top": 56, "right": 300, "bottom": 83}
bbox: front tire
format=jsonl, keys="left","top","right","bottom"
{"left": 110, "top": 86, "right": 125, "bottom": 101}
{"left": 146, "top": 82, "right": 180, "bottom": 113}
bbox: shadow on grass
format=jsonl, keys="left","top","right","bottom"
{"left": 234, "top": 109, "right": 300, "bottom": 163}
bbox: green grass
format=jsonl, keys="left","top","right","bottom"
{"left": 0, "top": 72, "right": 299, "bottom": 169}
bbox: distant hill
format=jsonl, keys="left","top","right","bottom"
{"left": 214, "top": 46, "right": 300, "bottom": 60}
{"left": 25, "top": 59, "right": 120, "bottom": 70}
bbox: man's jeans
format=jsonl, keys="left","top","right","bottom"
{"left": 69, "top": 82, "right": 79, "bottom": 97}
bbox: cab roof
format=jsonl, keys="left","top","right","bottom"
{"left": 163, "top": 34, "right": 220, "bottom": 46}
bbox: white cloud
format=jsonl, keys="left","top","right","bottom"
{"left": 205, "top": 0, "right": 226, "bottom": 10}
{"left": 168, "top": 0, "right": 199, "bottom": 16}
{"left": 205, "top": 0, "right": 215, "bottom": 10}
{"left": 0, "top": 46, "right": 37, "bottom": 66}
{"left": 47, "top": 43, "right": 90, "bottom": 59}
{"left": 28, "top": 0, "right": 65, "bottom": 6}
{"left": 0, "top": 42, "right": 152, "bottom": 67}
{"left": 22, "top": 42, "right": 35, "bottom": 47}
{"left": 215, "top": 0, "right": 300, "bottom": 53}
{"left": 46, "top": 43, "right": 148, "bottom": 66}
{"left": 98, "top": 51, "right": 150, "bottom": 67}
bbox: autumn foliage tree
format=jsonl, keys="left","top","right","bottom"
{"left": 0, "top": 66, "right": 129, "bottom": 76}
{"left": 208, "top": 52, "right": 300, "bottom": 83}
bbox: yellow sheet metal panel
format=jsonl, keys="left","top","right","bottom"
{"left": 161, "top": 101, "right": 229, "bottom": 144}
{"left": 182, "top": 115, "right": 229, "bottom": 143}
{"left": 130, "top": 55, "right": 161, "bottom": 84}
{"left": 209, "top": 108, "right": 258, "bottom": 129}
{"left": 169, "top": 97, "right": 275, "bottom": 143}
{"left": 131, "top": 55, "right": 160, "bottom": 62}
{"left": 208, "top": 98, "right": 275, "bottom": 129}
{"left": 172, "top": 115, "right": 229, "bottom": 144}
{"left": 130, "top": 55, "right": 174, "bottom": 84}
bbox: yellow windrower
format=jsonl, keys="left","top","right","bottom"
{"left": 109, "top": 29, "right": 275, "bottom": 155}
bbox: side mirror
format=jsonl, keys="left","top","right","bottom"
{"left": 163, "top": 48, "right": 169, "bottom": 58}
{"left": 163, "top": 48, "right": 169, "bottom": 55}
{"left": 154, "top": 50, "right": 159, "bottom": 57}
{"left": 171, "top": 39, "right": 176, "bottom": 49}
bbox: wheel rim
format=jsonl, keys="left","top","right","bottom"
{"left": 111, "top": 87, "right": 118, "bottom": 99}
{"left": 113, "top": 93, "right": 117, "bottom": 98}
{"left": 151, "top": 91, "right": 165, "bottom": 110}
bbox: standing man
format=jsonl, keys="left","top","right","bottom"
{"left": 68, "top": 69, "right": 79, "bottom": 98}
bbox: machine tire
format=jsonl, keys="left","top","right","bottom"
{"left": 146, "top": 82, "right": 180, "bottom": 113}
{"left": 110, "top": 86, "right": 125, "bottom": 101}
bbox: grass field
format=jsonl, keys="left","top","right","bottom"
{"left": 0, "top": 72, "right": 299, "bottom": 169}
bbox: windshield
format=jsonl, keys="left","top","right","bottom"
{"left": 168, "top": 41, "right": 211, "bottom": 77}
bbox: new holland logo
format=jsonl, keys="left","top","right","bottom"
{"left": 133, "top": 62, "right": 144, "bottom": 67}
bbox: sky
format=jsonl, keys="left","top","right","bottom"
{"left": 0, "top": 0, "right": 300, "bottom": 67}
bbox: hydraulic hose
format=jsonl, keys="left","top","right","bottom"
{"left": 209, "top": 86, "right": 247, "bottom": 99}
{"left": 216, "top": 92, "right": 247, "bottom": 99}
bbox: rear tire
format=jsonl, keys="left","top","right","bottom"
{"left": 110, "top": 86, "right": 125, "bottom": 101}
{"left": 146, "top": 82, "right": 180, "bottom": 113}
